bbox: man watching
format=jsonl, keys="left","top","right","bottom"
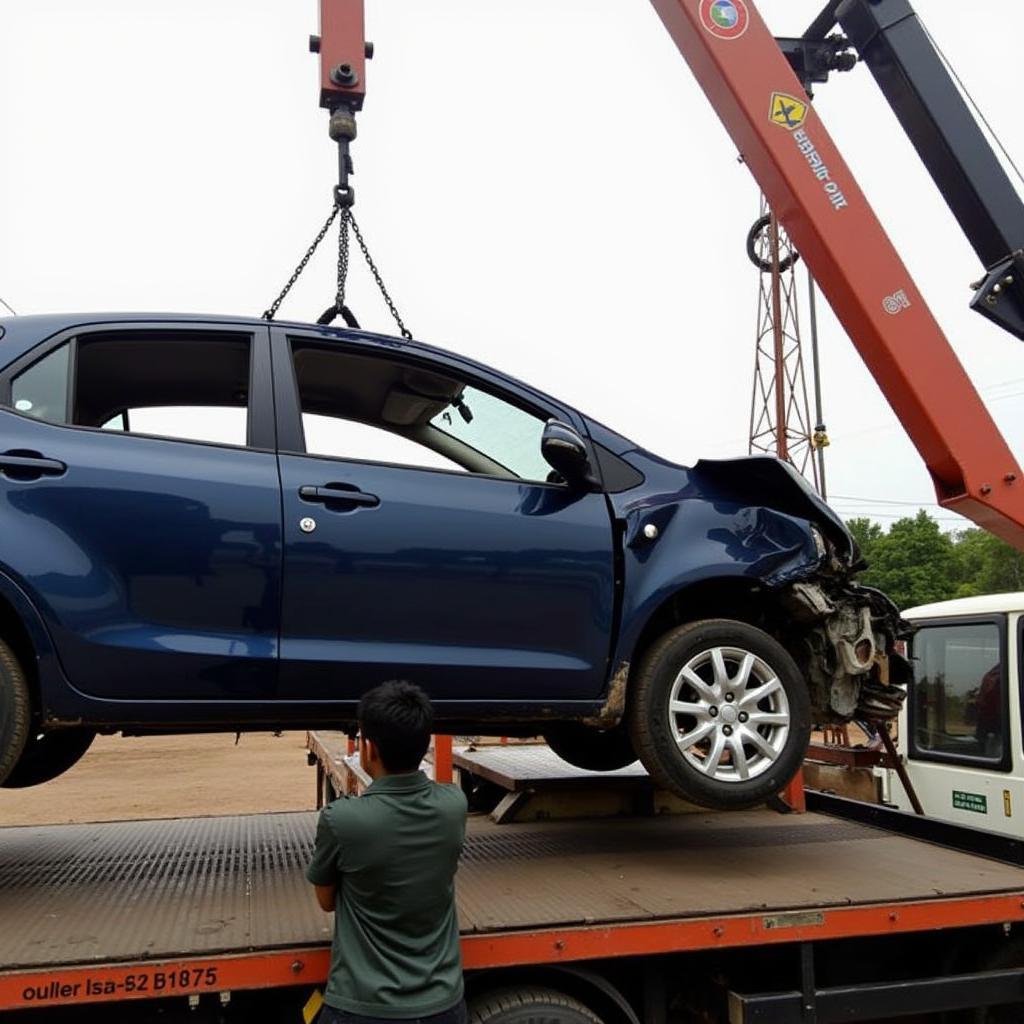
{"left": 307, "top": 681, "right": 468, "bottom": 1024}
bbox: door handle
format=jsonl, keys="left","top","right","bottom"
{"left": 299, "top": 485, "right": 380, "bottom": 508}
{"left": 0, "top": 453, "right": 67, "bottom": 479}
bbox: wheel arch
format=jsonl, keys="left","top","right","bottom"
{"left": 624, "top": 575, "right": 783, "bottom": 688}
{"left": 0, "top": 569, "right": 61, "bottom": 720}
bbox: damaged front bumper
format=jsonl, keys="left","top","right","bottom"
{"left": 782, "top": 578, "right": 911, "bottom": 723}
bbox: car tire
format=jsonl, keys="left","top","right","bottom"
{"left": 470, "top": 987, "right": 604, "bottom": 1024}
{"left": 0, "top": 638, "right": 31, "bottom": 787}
{"left": 628, "top": 619, "right": 811, "bottom": 809}
{"left": 1, "top": 728, "right": 96, "bottom": 788}
{"left": 543, "top": 723, "right": 638, "bottom": 772}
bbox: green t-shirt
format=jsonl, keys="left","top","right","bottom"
{"left": 306, "top": 771, "right": 468, "bottom": 1017}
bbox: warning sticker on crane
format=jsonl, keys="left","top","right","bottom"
{"left": 769, "top": 93, "right": 807, "bottom": 131}
{"left": 699, "top": 0, "right": 750, "bottom": 40}
{"left": 769, "top": 96, "right": 849, "bottom": 212}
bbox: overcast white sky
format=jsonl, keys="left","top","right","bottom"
{"left": 2, "top": 1, "right": 1023, "bottom": 530}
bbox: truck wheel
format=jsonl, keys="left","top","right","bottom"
{"left": 0, "top": 638, "right": 31, "bottom": 786}
{"left": 1, "top": 728, "right": 95, "bottom": 788}
{"left": 628, "top": 619, "right": 811, "bottom": 809}
{"left": 471, "top": 987, "right": 604, "bottom": 1024}
{"left": 543, "top": 723, "right": 637, "bottom": 771}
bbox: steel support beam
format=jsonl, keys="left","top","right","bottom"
{"left": 648, "top": 0, "right": 1024, "bottom": 546}
{"left": 836, "top": 0, "right": 1024, "bottom": 339}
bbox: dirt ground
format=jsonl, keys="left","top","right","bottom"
{"left": 0, "top": 732, "right": 316, "bottom": 827}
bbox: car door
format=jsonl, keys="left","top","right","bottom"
{"left": 0, "top": 321, "right": 282, "bottom": 701}
{"left": 272, "top": 329, "right": 616, "bottom": 703}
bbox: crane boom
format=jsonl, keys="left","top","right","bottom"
{"left": 315, "top": 0, "right": 1024, "bottom": 549}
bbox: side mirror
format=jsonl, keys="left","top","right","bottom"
{"left": 541, "top": 420, "right": 600, "bottom": 490}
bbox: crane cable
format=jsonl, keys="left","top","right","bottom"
{"left": 920, "top": 20, "right": 1024, "bottom": 191}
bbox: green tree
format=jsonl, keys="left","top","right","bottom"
{"left": 849, "top": 510, "right": 956, "bottom": 611}
{"left": 952, "top": 528, "right": 1024, "bottom": 595}
{"left": 847, "top": 516, "right": 883, "bottom": 566}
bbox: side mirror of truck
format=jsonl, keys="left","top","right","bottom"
{"left": 541, "top": 420, "right": 601, "bottom": 491}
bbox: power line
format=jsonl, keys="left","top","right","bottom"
{"left": 0, "top": 295, "right": 16, "bottom": 316}
{"left": 831, "top": 494, "right": 940, "bottom": 507}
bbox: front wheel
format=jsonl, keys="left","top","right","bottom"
{"left": 628, "top": 619, "right": 810, "bottom": 809}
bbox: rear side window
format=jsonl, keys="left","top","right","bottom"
{"left": 12, "top": 342, "right": 70, "bottom": 424}
{"left": 910, "top": 619, "right": 1007, "bottom": 768}
{"left": 8, "top": 332, "right": 251, "bottom": 448}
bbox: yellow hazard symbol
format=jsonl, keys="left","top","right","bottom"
{"left": 770, "top": 92, "right": 808, "bottom": 131}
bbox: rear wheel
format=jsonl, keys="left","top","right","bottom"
{"left": 471, "top": 988, "right": 604, "bottom": 1024}
{"left": 0, "top": 638, "right": 31, "bottom": 786}
{"left": 2, "top": 728, "right": 96, "bottom": 788}
{"left": 543, "top": 723, "right": 637, "bottom": 772}
{"left": 628, "top": 619, "right": 811, "bottom": 809}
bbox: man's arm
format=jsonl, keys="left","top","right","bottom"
{"left": 314, "top": 883, "right": 337, "bottom": 913}
{"left": 306, "top": 806, "right": 343, "bottom": 912}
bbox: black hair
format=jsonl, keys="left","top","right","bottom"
{"left": 358, "top": 681, "right": 434, "bottom": 773}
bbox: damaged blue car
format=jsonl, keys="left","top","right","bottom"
{"left": 0, "top": 314, "right": 907, "bottom": 807}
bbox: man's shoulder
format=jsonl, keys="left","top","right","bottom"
{"left": 431, "top": 781, "right": 468, "bottom": 812}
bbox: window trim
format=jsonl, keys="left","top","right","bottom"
{"left": 274, "top": 330, "right": 598, "bottom": 489}
{"left": 907, "top": 613, "right": 1011, "bottom": 773}
{"left": 0, "top": 322, "right": 276, "bottom": 453}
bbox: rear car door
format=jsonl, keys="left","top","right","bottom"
{"left": 272, "top": 329, "right": 616, "bottom": 703}
{"left": 0, "top": 322, "right": 281, "bottom": 701}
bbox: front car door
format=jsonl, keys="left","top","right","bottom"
{"left": 272, "top": 329, "right": 616, "bottom": 707}
{"left": 0, "top": 321, "right": 281, "bottom": 703}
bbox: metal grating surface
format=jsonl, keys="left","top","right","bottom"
{"left": 3, "top": 809, "right": 1024, "bottom": 971}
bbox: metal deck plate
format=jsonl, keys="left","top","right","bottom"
{"left": 454, "top": 745, "right": 646, "bottom": 790}
{"left": 3, "top": 809, "right": 1024, "bottom": 971}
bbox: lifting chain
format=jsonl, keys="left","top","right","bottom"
{"left": 262, "top": 201, "right": 413, "bottom": 341}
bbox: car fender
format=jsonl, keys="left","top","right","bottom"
{"left": 609, "top": 493, "right": 821, "bottom": 676}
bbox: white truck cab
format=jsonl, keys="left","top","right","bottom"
{"left": 884, "top": 593, "right": 1023, "bottom": 836}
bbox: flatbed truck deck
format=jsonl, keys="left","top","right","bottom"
{"left": 4, "top": 741, "right": 1024, "bottom": 1022}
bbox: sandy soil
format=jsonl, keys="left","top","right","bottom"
{"left": 0, "top": 731, "right": 316, "bottom": 827}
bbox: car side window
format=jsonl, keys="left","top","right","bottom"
{"left": 9, "top": 332, "right": 252, "bottom": 448}
{"left": 911, "top": 620, "right": 1005, "bottom": 766}
{"left": 11, "top": 342, "right": 70, "bottom": 424}
{"left": 290, "top": 341, "right": 555, "bottom": 483}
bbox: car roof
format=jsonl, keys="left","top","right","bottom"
{"left": 903, "top": 593, "right": 1024, "bottom": 619}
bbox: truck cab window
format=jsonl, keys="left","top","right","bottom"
{"left": 911, "top": 621, "right": 1005, "bottom": 764}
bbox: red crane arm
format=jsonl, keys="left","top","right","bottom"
{"left": 317, "top": 0, "right": 1024, "bottom": 549}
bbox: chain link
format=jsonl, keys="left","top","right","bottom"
{"left": 262, "top": 205, "right": 340, "bottom": 321}
{"left": 350, "top": 213, "right": 413, "bottom": 340}
{"left": 262, "top": 202, "right": 412, "bottom": 340}
{"left": 335, "top": 208, "right": 352, "bottom": 311}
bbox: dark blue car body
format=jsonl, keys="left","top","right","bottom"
{"left": 0, "top": 313, "right": 894, "bottom": 739}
